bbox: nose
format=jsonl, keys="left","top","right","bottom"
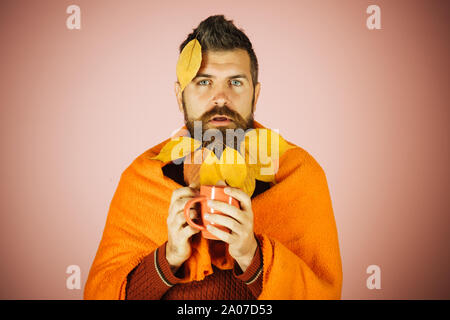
{"left": 211, "top": 85, "right": 231, "bottom": 107}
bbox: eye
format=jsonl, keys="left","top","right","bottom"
{"left": 230, "top": 79, "right": 242, "bottom": 86}
{"left": 198, "top": 79, "right": 210, "bottom": 86}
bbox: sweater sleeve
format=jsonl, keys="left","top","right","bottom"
{"left": 125, "top": 242, "right": 183, "bottom": 300}
{"left": 232, "top": 236, "right": 263, "bottom": 298}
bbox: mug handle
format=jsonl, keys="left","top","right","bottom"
{"left": 184, "top": 196, "right": 207, "bottom": 231}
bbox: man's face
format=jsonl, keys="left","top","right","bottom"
{"left": 176, "top": 49, "right": 261, "bottom": 145}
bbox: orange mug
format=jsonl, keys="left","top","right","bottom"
{"left": 184, "top": 185, "right": 240, "bottom": 240}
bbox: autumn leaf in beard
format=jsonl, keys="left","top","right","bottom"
{"left": 239, "top": 128, "right": 296, "bottom": 183}
{"left": 183, "top": 147, "right": 204, "bottom": 187}
{"left": 218, "top": 146, "right": 247, "bottom": 188}
{"left": 198, "top": 148, "right": 223, "bottom": 186}
{"left": 151, "top": 129, "right": 297, "bottom": 197}
{"left": 150, "top": 136, "right": 201, "bottom": 163}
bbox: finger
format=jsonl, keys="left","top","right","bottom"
{"left": 215, "top": 180, "right": 227, "bottom": 186}
{"left": 170, "top": 197, "right": 196, "bottom": 220}
{"left": 169, "top": 194, "right": 196, "bottom": 221}
{"left": 182, "top": 224, "right": 201, "bottom": 238}
{"left": 189, "top": 180, "right": 200, "bottom": 190}
{"left": 170, "top": 187, "right": 198, "bottom": 204}
{"left": 207, "top": 200, "right": 243, "bottom": 223}
{"left": 177, "top": 209, "right": 198, "bottom": 228}
{"left": 172, "top": 197, "right": 190, "bottom": 212}
{"left": 206, "top": 224, "right": 235, "bottom": 244}
{"left": 204, "top": 213, "right": 243, "bottom": 235}
{"left": 223, "top": 187, "right": 252, "bottom": 212}
{"left": 168, "top": 198, "right": 186, "bottom": 223}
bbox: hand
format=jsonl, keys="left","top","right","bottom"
{"left": 204, "top": 187, "right": 257, "bottom": 272}
{"left": 166, "top": 182, "right": 201, "bottom": 272}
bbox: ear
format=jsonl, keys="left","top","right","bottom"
{"left": 175, "top": 81, "right": 183, "bottom": 113}
{"left": 252, "top": 82, "right": 261, "bottom": 113}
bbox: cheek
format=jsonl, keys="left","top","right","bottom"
{"left": 184, "top": 95, "right": 207, "bottom": 118}
{"left": 233, "top": 85, "right": 253, "bottom": 101}
{"left": 233, "top": 91, "right": 254, "bottom": 113}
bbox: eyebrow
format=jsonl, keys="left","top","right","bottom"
{"left": 193, "top": 73, "right": 249, "bottom": 81}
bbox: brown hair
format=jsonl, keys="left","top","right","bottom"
{"left": 179, "top": 15, "right": 259, "bottom": 87}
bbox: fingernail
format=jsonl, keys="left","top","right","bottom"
{"left": 204, "top": 214, "right": 210, "bottom": 219}
{"left": 207, "top": 200, "right": 212, "bottom": 206}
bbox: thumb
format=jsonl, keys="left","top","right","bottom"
{"left": 189, "top": 180, "right": 200, "bottom": 190}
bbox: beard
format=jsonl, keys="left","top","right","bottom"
{"left": 182, "top": 93, "right": 255, "bottom": 154}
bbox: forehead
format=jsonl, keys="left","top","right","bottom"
{"left": 198, "top": 49, "right": 251, "bottom": 76}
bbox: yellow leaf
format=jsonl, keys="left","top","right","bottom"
{"left": 182, "top": 141, "right": 205, "bottom": 165}
{"left": 250, "top": 162, "right": 276, "bottom": 182}
{"left": 176, "top": 39, "right": 202, "bottom": 92}
{"left": 265, "top": 129, "right": 296, "bottom": 158}
{"left": 240, "top": 128, "right": 296, "bottom": 166}
{"left": 244, "top": 146, "right": 275, "bottom": 183}
{"left": 240, "top": 129, "right": 259, "bottom": 165}
{"left": 199, "top": 149, "right": 222, "bottom": 185}
{"left": 219, "top": 147, "right": 247, "bottom": 188}
{"left": 241, "top": 167, "right": 256, "bottom": 197}
{"left": 150, "top": 137, "right": 201, "bottom": 163}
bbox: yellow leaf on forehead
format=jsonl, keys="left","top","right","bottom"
{"left": 176, "top": 39, "right": 202, "bottom": 92}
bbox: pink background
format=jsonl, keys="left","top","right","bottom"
{"left": 0, "top": 0, "right": 449, "bottom": 299}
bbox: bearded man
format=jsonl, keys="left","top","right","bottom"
{"left": 84, "top": 15, "right": 343, "bottom": 300}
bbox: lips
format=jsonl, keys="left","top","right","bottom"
{"left": 209, "top": 115, "right": 232, "bottom": 122}
{"left": 208, "top": 115, "right": 233, "bottom": 127}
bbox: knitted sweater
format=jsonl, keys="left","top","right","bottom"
{"left": 125, "top": 162, "right": 269, "bottom": 300}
